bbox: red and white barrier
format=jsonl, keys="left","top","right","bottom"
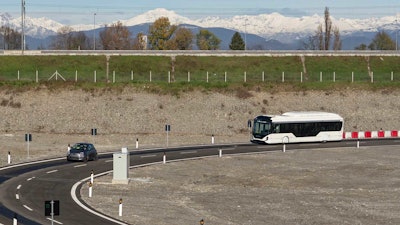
{"left": 344, "top": 130, "right": 399, "bottom": 139}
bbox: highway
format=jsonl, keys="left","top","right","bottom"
{"left": 0, "top": 138, "right": 399, "bottom": 225}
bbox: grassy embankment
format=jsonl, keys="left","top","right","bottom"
{"left": 0, "top": 55, "right": 399, "bottom": 93}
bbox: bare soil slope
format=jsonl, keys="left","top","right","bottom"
{"left": 0, "top": 87, "right": 399, "bottom": 165}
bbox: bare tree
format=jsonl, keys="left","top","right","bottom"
{"left": 317, "top": 24, "right": 324, "bottom": 50}
{"left": 168, "top": 27, "right": 193, "bottom": 50}
{"left": 99, "top": 21, "right": 133, "bottom": 50}
{"left": 302, "top": 7, "right": 341, "bottom": 51}
{"left": 50, "top": 26, "right": 89, "bottom": 50}
{"left": 50, "top": 26, "right": 74, "bottom": 50}
{"left": 3, "top": 27, "right": 21, "bottom": 50}
{"left": 333, "top": 26, "right": 342, "bottom": 50}
{"left": 324, "top": 7, "right": 332, "bottom": 50}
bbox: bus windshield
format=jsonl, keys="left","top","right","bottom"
{"left": 253, "top": 117, "right": 272, "bottom": 138}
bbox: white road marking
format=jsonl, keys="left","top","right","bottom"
{"left": 47, "top": 218, "right": 63, "bottom": 224}
{"left": 27, "top": 177, "right": 35, "bottom": 181}
{"left": 141, "top": 154, "right": 157, "bottom": 158}
{"left": 23, "top": 205, "right": 33, "bottom": 211}
{"left": 180, "top": 151, "right": 197, "bottom": 154}
{"left": 46, "top": 170, "right": 58, "bottom": 174}
{"left": 74, "top": 164, "right": 87, "bottom": 168}
{"left": 17, "top": 184, "right": 22, "bottom": 190}
{"left": 105, "top": 160, "right": 113, "bottom": 163}
{"left": 15, "top": 194, "right": 19, "bottom": 200}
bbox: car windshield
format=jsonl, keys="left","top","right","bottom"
{"left": 71, "top": 143, "right": 89, "bottom": 151}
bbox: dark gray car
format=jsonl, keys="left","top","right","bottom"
{"left": 67, "top": 142, "right": 98, "bottom": 162}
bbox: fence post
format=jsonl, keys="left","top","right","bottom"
{"left": 94, "top": 70, "right": 97, "bottom": 83}
{"left": 333, "top": 71, "right": 336, "bottom": 82}
{"left": 131, "top": 70, "right": 133, "bottom": 81}
{"left": 225, "top": 71, "right": 227, "bottom": 82}
{"left": 188, "top": 71, "right": 190, "bottom": 82}
{"left": 320, "top": 71, "right": 322, "bottom": 82}
{"left": 17, "top": 70, "right": 20, "bottom": 80}
{"left": 262, "top": 71, "right": 265, "bottom": 82}
{"left": 371, "top": 71, "right": 373, "bottom": 83}
{"left": 351, "top": 72, "right": 354, "bottom": 83}
{"left": 75, "top": 70, "right": 78, "bottom": 82}
{"left": 149, "top": 70, "right": 152, "bottom": 82}
{"left": 300, "top": 72, "right": 303, "bottom": 83}
{"left": 391, "top": 71, "right": 394, "bottom": 81}
{"left": 36, "top": 70, "right": 38, "bottom": 83}
{"left": 113, "top": 71, "right": 115, "bottom": 83}
{"left": 282, "top": 72, "right": 285, "bottom": 82}
{"left": 244, "top": 71, "right": 247, "bottom": 82}
{"left": 206, "top": 71, "right": 209, "bottom": 83}
{"left": 168, "top": 71, "right": 171, "bottom": 83}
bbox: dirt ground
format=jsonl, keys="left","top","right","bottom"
{"left": 81, "top": 145, "right": 400, "bottom": 225}
{"left": 1, "top": 87, "right": 400, "bottom": 224}
{"left": 1, "top": 88, "right": 399, "bottom": 167}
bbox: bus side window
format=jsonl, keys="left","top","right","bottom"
{"left": 274, "top": 124, "right": 280, "bottom": 133}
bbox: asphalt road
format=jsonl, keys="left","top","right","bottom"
{"left": 0, "top": 139, "right": 399, "bottom": 225}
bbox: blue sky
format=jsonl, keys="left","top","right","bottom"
{"left": 2, "top": 0, "right": 400, "bottom": 25}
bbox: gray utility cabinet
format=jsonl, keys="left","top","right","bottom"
{"left": 112, "top": 147, "right": 130, "bottom": 184}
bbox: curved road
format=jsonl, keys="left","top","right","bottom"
{"left": 1, "top": 139, "right": 399, "bottom": 225}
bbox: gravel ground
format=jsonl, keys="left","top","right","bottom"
{"left": 81, "top": 146, "right": 400, "bottom": 225}
{"left": 1, "top": 87, "right": 399, "bottom": 167}
{"left": 1, "top": 87, "right": 400, "bottom": 224}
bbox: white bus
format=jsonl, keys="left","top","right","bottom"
{"left": 251, "top": 111, "right": 344, "bottom": 144}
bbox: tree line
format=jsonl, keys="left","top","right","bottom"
{"left": 49, "top": 17, "right": 246, "bottom": 51}
{"left": 0, "top": 9, "right": 398, "bottom": 51}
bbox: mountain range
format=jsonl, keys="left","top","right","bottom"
{"left": 1, "top": 8, "right": 399, "bottom": 50}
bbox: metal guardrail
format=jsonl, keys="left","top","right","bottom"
{"left": 1, "top": 50, "right": 400, "bottom": 57}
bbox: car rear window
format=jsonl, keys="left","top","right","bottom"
{"left": 72, "top": 144, "right": 88, "bottom": 151}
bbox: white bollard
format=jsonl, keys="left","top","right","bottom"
{"left": 357, "top": 140, "right": 360, "bottom": 148}
{"left": 283, "top": 144, "right": 286, "bottom": 153}
{"left": 219, "top": 149, "right": 222, "bottom": 158}
{"left": 90, "top": 170, "right": 94, "bottom": 184}
{"left": 8, "top": 151, "right": 11, "bottom": 164}
{"left": 211, "top": 134, "right": 215, "bottom": 144}
{"left": 13, "top": 214, "right": 17, "bottom": 225}
{"left": 119, "top": 198, "right": 123, "bottom": 217}
{"left": 163, "top": 152, "right": 166, "bottom": 164}
{"left": 89, "top": 182, "right": 93, "bottom": 198}
{"left": 136, "top": 138, "right": 139, "bottom": 149}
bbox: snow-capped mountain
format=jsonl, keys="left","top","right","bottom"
{"left": 1, "top": 8, "right": 399, "bottom": 48}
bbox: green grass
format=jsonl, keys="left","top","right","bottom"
{"left": 0, "top": 55, "right": 399, "bottom": 92}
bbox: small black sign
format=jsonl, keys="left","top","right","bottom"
{"left": 165, "top": 124, "right": 171, "bottom": 132}
{"left": 25, "top": 133, "right": 32, "bottom": 142}
{"left": 91, "top": 128, "right": 97, "bottom": 136}
{"left": 45, "top": 200, "right": 60, "bottom": 216}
